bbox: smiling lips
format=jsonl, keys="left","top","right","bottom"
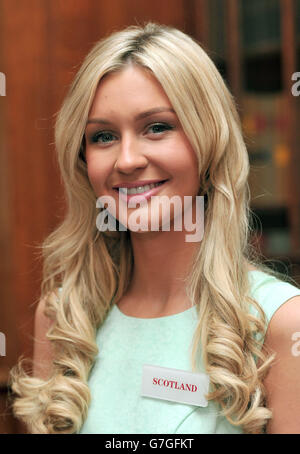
{"left": 120, "top": 181, "right": 165, "bottom": 195}
{"left": 113, "top": 179, "right": 168, "bottom": 189}
{"left": 114, "top": 179, "right": 168, "bottom": 202}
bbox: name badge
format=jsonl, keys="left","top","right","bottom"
{"left": 141, "top": 364, "right": 210, "bottom": 407}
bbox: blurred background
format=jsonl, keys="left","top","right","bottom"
{"left": 0, "top": 0, "right": 299, "bottom": 433}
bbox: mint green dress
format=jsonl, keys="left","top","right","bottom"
{"left": 78, "top": 270, "right": 300, "bottom": 434}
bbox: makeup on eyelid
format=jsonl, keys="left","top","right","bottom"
{"left": 87, "top": 122, "right": 175, "bottom": 146}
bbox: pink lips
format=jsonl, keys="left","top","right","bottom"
{"left": 113, "top": 179, "right": 166, "bottom": 189}
{"left": 115, "top": 180, "right": 168, "bottom": 203}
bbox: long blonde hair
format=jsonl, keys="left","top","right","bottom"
{"left": 9, "top": 22, "right": 284, "bottom": 434}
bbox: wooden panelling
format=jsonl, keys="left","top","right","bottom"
{"left": 0, "top": 0, "right": 194, "bottom": 433}
{"left": 0, "top": 0, "right": 299, "bottom": 436}
{"left": 1, "top": 0, "right": 61, "bottom": 366}
{"left": 192, "top": 0, "right": 211, "bottom": 49}
{"left": 225, "top": 0, "right": 242, "bottom": 100}
{"left": 280, "top": 0, "right": 300, "bottom": 251}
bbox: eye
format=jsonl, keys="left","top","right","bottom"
{"left": 90, "top": 131, "right": 117, "bottom": 145}
{"left": 147, "top": 123, "right": 174, "bottom": 135}
{"left": 88, "top": 122, "right": 174, "bottom": 146}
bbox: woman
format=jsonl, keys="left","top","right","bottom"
{"left": 9, "top": 22, "right": 300, "bottom": 434}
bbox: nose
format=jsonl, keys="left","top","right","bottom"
{"left": 114, "top": 134, "right": 148, "bottom": 173}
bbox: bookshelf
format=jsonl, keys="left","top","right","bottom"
{"left": 204, "top": 0, "right": 300, "bottom": 283}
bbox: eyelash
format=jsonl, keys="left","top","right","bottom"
{"left": 89, "top": 122, "right": 174, "bottom": 145}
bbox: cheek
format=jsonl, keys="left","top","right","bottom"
{"left": 181, "top": 145, "right": 199, "bottom": 185}
{"left": 86, "top": 164, "right": 98, "bottom": 190}
{"left": 86, "top": 158, "right": 107, "bottom": 194}
{"left": 168, "top": 144, "right": 199, "bottom": 183}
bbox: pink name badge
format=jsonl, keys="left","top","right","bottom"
{"left": 141, "top": 364, "right": 210, "bottom": 407}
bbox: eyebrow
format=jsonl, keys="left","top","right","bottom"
{"left": 86, "top": 107, "right": 176, "bottom": 125}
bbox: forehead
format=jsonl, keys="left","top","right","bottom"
{"left": 89, "top": 65, "right": 173, "bottom": 116}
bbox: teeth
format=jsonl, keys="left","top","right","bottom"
{"left": 119, "top": 181, "right": 163, "bottom": 195}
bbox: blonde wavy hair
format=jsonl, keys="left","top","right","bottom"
{"left": 9, "top": 22, "right": 286, "bottom": 434}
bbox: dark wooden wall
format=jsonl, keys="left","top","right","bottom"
{"left": 0, "top": 0, "right": 209, "bottom": 433}
{"left": 2, "top": 0, "right": 298, "bottom": 435}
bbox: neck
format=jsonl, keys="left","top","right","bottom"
{"left": 123, "top": 226, "right": 200, "bottom": 315}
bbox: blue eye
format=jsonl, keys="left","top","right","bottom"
{"left": 89, "top": 122, "right": 174, "bottom": 146}
{"left": 148, "top": 123, "right": 174, "bottom": 134}
{"left": 91, "top": 132, "right": 116, "bottom": 144}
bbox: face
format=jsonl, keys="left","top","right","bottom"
{"left": 84, "top": 65, "right": 200, "bottom": 233}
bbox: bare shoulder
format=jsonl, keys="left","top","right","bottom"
{"left": 32, "top": 291, "right": 58, "bottom": 380}
{"left": 263, "top": 295, "right": 300, "bottom": 433}
{"left": 265, "top": 294, "right": 300, "bottom": 339}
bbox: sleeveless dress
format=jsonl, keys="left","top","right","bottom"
{"left": 77, "top": 270, "right": 300, "bottom": 434}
